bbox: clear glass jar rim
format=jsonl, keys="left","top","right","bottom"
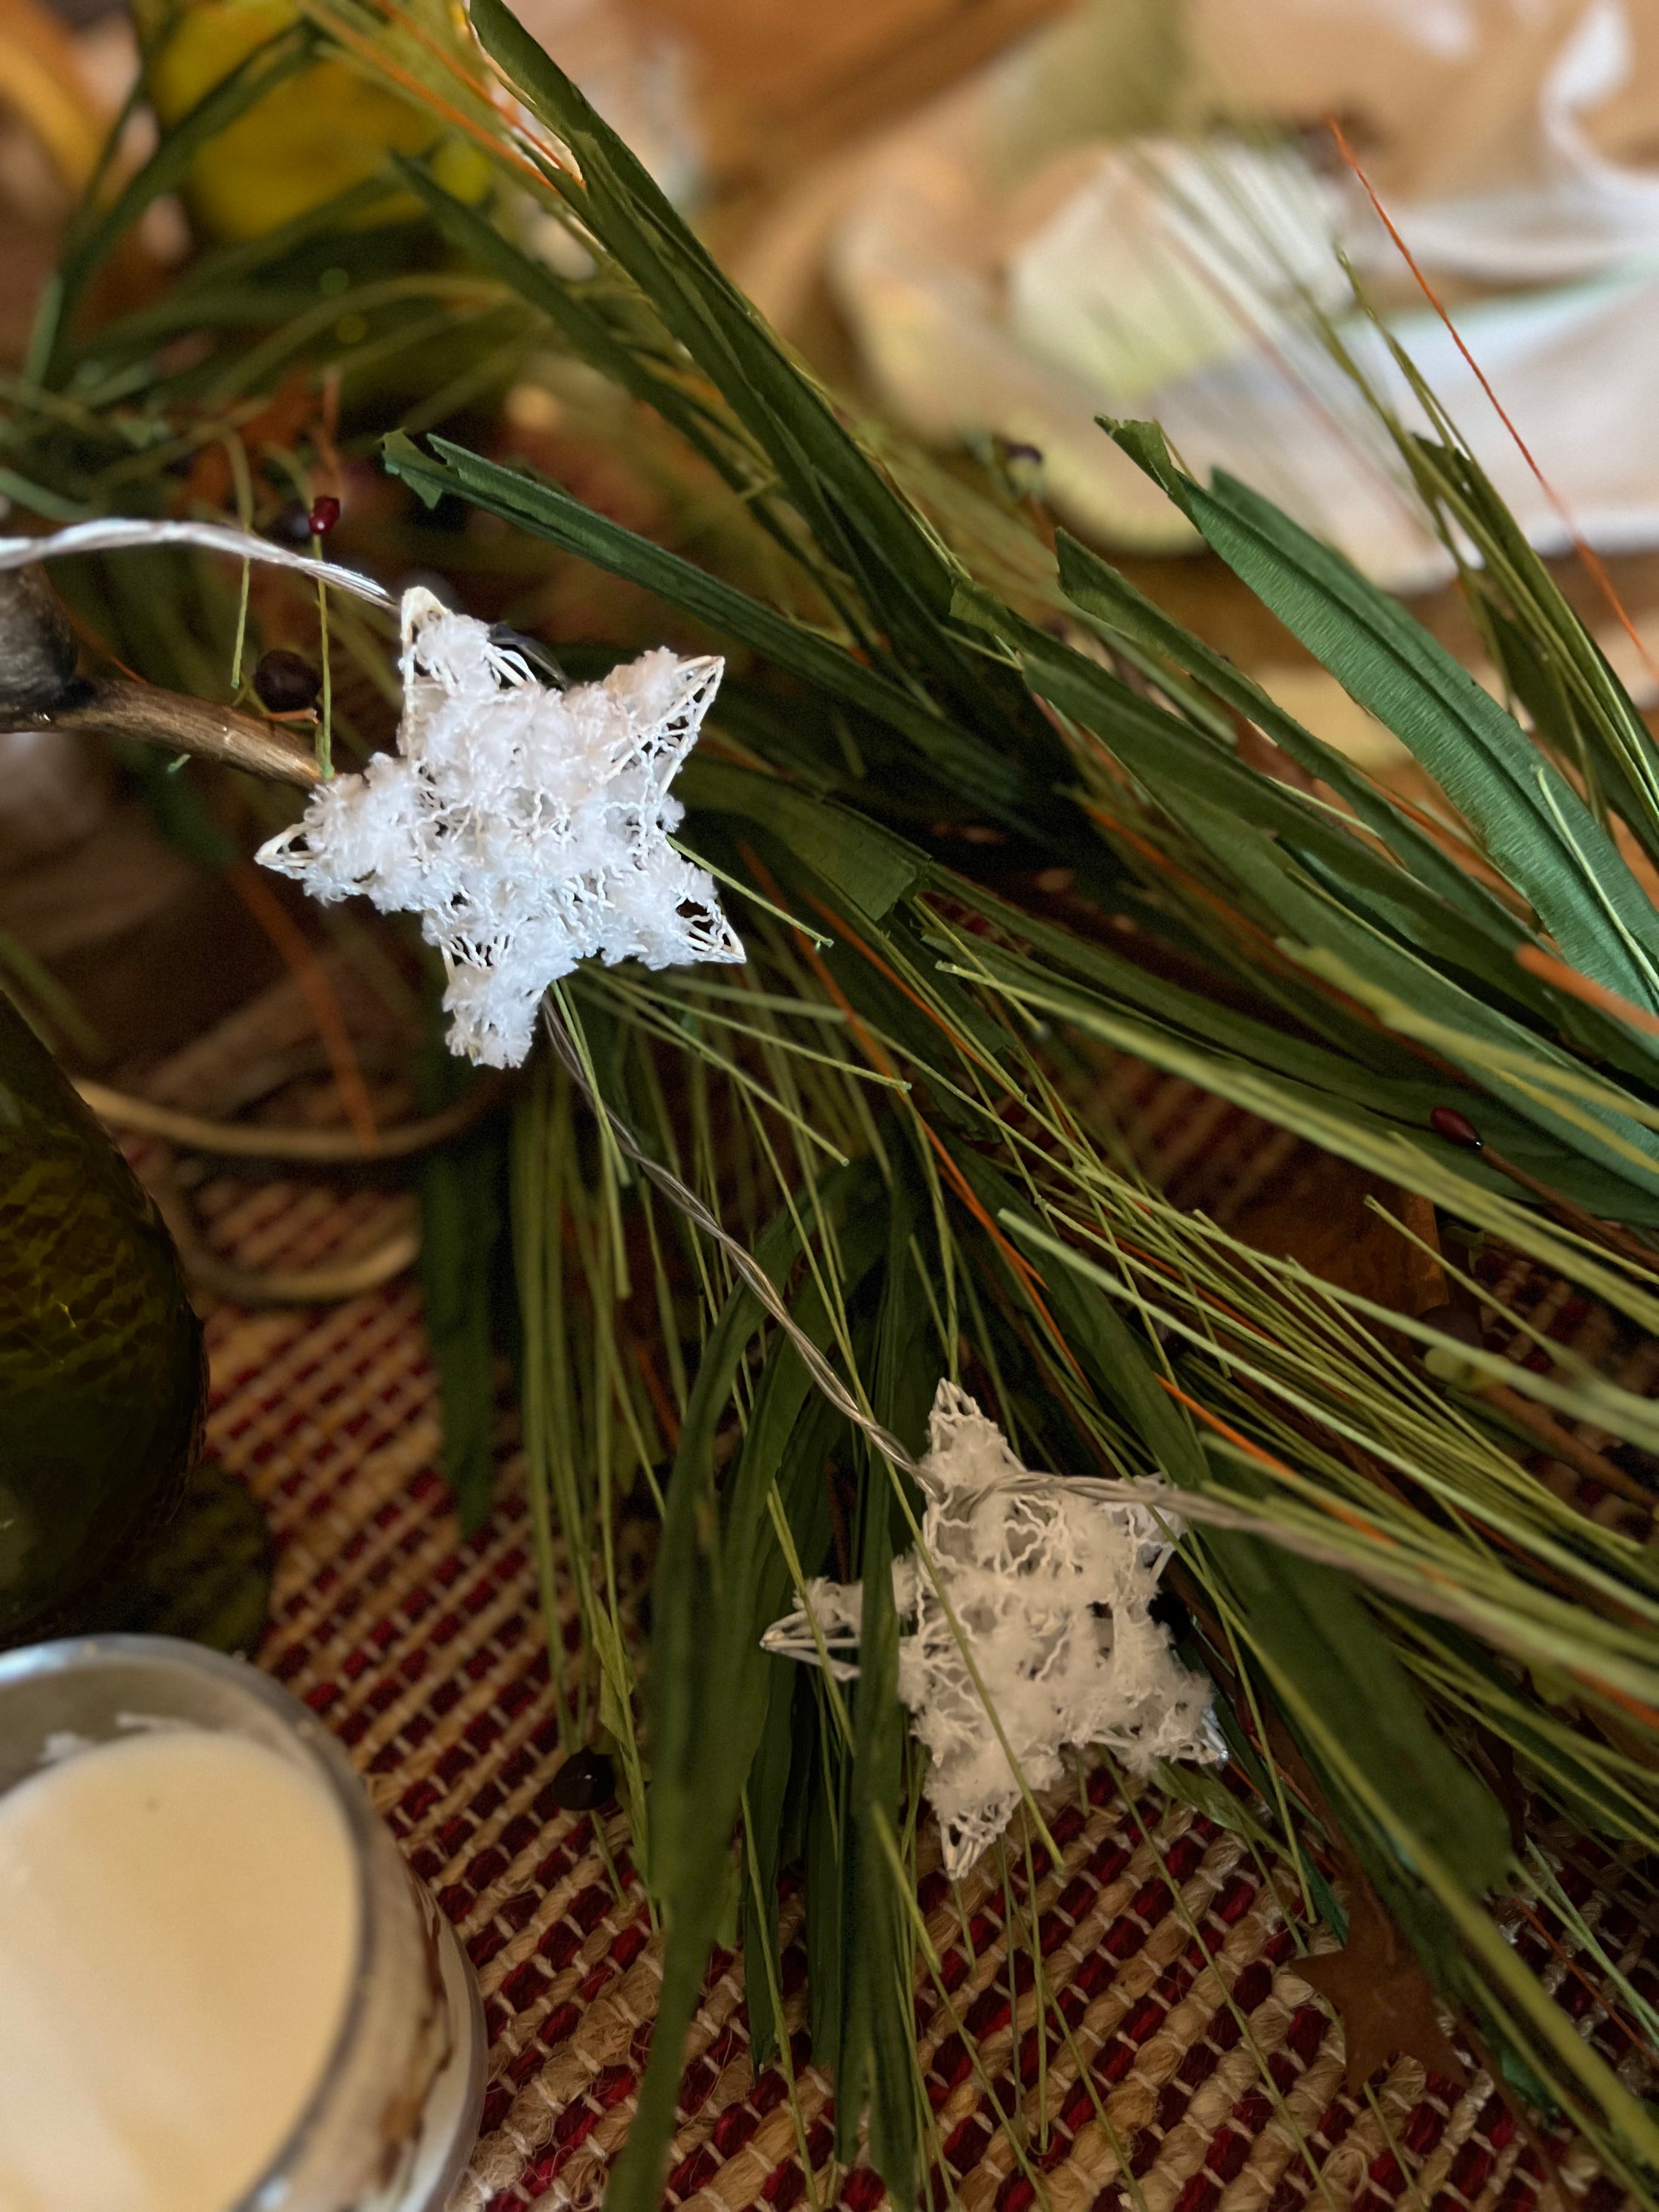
{"left": 0, "top": 1632, "right": 385, "bottom": 2212}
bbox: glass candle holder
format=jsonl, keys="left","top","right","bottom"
{"left": 0, "top": 1633, "right": 486, "bottom": 2212}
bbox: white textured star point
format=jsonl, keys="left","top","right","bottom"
{"left": 258, "top": 588, "right": 745, "bottom": 1066}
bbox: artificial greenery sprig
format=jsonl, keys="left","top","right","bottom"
{"left": 9, "top": 5, "right": 1659, "bottom": 2202}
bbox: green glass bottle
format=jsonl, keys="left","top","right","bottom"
{"left": 0, "top": 983, "right": 207, "bottom": 1644}
{"left": 0, "top": 566, "right": 269, "bottom": 1653}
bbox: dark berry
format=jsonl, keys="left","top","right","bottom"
{"left": 308, "top": 494, "right": 341, "bottom": 537}
{"left": 1430, "top": 1105, "right": 1483, "bottom": 1150}
{"left": 253, "top": 649, "right": 320, "bottom": 714}
{"left": 550, "top": 1746, "right": 616, "bottom": 1812}
{"left": 270, "top": 502, "right": 314, "bottom": 545}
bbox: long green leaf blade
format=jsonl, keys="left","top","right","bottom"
{"left": 1107, "top": 420, "right": 1659, "bottom": 1013}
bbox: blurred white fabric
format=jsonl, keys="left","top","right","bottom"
{"left": 763, "top": 0, "right": 1659, "bottom": 590}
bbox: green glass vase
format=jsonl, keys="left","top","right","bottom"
{"left": 0, "top": 985, "right": 207, "bottom": 1645}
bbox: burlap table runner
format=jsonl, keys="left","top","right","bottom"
{"left": 118, "top": 966, "right": 1641, "bottom": 2212}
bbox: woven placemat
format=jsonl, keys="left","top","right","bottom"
{"left": 120, "top": 968, "right": 1645, "bottom": 2212}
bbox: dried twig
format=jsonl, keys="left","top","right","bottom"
{"left": 76, "top": 1070, "right": 508, "bottom": 1161}
{"left": 146, "top": 1152, "right": 420, "bottom": 1305}
{"left": 34, "top": 678, "right": 319, "bottom": 787}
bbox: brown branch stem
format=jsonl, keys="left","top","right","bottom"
{"left": 31, "top": 677, "right": 320, "bottom": 788}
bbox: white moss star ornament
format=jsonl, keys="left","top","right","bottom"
{"left": 257, "top": 588, "right": 744, "bottom": 1066}
{"left": 762, "top": 1382, "right": 1222, "bottom": 1876}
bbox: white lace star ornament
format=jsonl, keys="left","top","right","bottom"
{"left": 258, "top": 589, "right": 745, "bottom": 1066}
{"left": 762, "top": 1382, "right": 1223, "bottom": 1877}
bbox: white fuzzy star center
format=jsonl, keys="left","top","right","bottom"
{"left": 258, "top": 589, "right": 744, "bottom": 1066}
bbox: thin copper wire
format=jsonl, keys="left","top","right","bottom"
{"left": 228, "top": 862, "right": 382, "bottom": 1155}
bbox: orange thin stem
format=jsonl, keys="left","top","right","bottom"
{"left": 313, "top": 7, "right": 554, "bottom": 195}
{"left": 630, "top": 1336, "right": 680, "bottom": 1450}
{"left": 1155, "top": 1375, "right": 1394, "bottom": 1548}
{"left": 798, "top": 887, "right": 1002, "bottom": 1082}
{"left": 1575, "top": 1672, "right": 1659, "bottom": 1735}
{"left": 370, "top": 0, "right": 574, "bottom": 179}
{"left": 228, "top": 863, "right": 381, "bottom": 1155}
{"left": 1514, "top": 943, "right": 1659, "bottom": 1039}
{"left": 1508, "top": 1897, "right": 1648, "bottom": 2054}
{"left": 738, "top": 846, "right": 1081, "bottom": 1367}
{"left": 1329, "top": 117, "right": 1659, "bottom": 688}
{"left": 1078, "top": 791, "right": 1470, "bottom": 1080}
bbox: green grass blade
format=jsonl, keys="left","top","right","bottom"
{"left": 612, "top": 1169, "right": 884, "bottom": 2212}
{"left": 837, "top": 1178, "right": 934, "bottom": 2200}
{"left": 36, "top": 23, "right": 317, "bottom": 383}
{"left": 466, "top": 0, "right": 961, "bottom": 640}
{"left": 382, "top": 430, "right": 1055, "bottom": 828}
{"left": 1106, "top": 420, "right": 1659, "bottom": 1012}
{"left": 1052, "top": 530, "right": 1535, "bottom": 957}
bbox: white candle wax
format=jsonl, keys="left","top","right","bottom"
{"left": 0, "top": 1726, "right": 359, "bottom": 2212}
